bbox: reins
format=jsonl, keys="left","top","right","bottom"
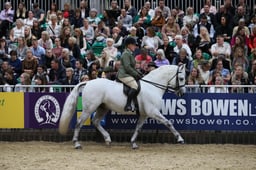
{"left": 140, "top": 67, "right": 184, "bottom": 93}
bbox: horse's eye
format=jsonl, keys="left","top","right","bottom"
{"left": 179, "top": 78, "right": 184, "bottom": 81}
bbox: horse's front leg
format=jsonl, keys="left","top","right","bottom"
{"left": 73, "top": 112, "right": 91, "bottom": 149}
{"left": 130, "top": 115, "right": 147, "bottom": 149}
{"left": 150, "top": 110, "right": 184, "bottom": 144}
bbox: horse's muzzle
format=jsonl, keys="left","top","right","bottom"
{"left": 176, "top": 87, "right": 185, "bottom": 97}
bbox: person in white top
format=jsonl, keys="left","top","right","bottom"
{"left": 46, "top": 14, "right": 61, "bottom": 41}
{"left": 208, "top": 76, "right": 228, "bottom": 93}
{"left": 9, "top": 19, "right": 25, "bottom": 42}
{"left": 210, "top": 34, "right": 231, "bottom": 59}
{"left": 23, "top": 10, "right": 36, "bottom": 27}
{"left": 200, "top": 0, "right": 217, "bottom": 15}
{"left": 174, "top": 34, "right": 192, "bottom": 60}
{"left": 183, "top": 7, "right": 199, "bottom": 27}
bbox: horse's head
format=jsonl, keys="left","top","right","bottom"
{"left": 169, "top": 64, "right": 186, "bottom": 97}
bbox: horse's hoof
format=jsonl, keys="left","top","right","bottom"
{"left": 131, "top": 142, "right": 139, "bottom": 149}
{"left": 75, "top": 145, "right": 82, "bottom": 149}
{"left": 177, "top": 136, "right": 185, "bottom": 144}
{"left": 105, "top": 141, "right": 111, "bottom": 147}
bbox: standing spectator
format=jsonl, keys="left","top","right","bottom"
{"left": 48, "top": 58, "right": 66, "bottom": 85}
{"left": 154, "top": 0, "right": 171, "bottom": 19}
{"left": 124, "top": 0, "right": 137, "bottom": 18}
{"left": 0, "top": 2, "right": 14, "bottom": 38}
{"left": 14, "top": 2, "right": 27, "bottom": 21}
{"left": 32, "top": 3, "right": 45, "bottom": 25}
{"left": 154, "top": 49, "right": 170, "bottom": 67}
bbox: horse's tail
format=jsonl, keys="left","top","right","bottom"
{"left": 59, "top": 81, "right": 87, "bottom": 135}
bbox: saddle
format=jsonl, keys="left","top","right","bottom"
{"left": 117, "top": 78, "right": 141, "bottom": 115}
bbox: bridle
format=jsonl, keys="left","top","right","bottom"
{"left": 140, "top": 66, "right": 185, "bottom": 93}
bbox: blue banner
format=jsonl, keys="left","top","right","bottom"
{"left": 104, "top": 93, "right": 256, "bottom": 131}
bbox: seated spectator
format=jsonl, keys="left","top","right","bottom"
{"left": 3, "top": 67, "right": 17, "bottom": 87}
{"left": 9, "top": 19, "right": 25, "bottom": 42}
{"left": 117, "top": 8, "right": 133, "bottom": 31}
{"left": 52, "top": 38, "right": 63, "bottom": 58}
{"left": 232, "top": 18, "right": 250, "bottom": 37}
{"left": 186, "top": 67, "right": 205, "bottom": 93}
{"left": 0, "top": 38, "right": 8, "bottom": 61}
{"left": 16, "top": 36, "right": 28, "bottom": 61}
{"left": 46, "top": 14, "right": 61, "bottom": 41}
{"left": 141, "top": 27, "right": 163, "bottom": 58}
{"left": 87, "top": 8, "right": 101, "bottom": 29}
{"left": 80, "top": 18, "right": 95, "bottom": 45}
{"left": 63, "top": 67, "right": 78, "bottom": 92}
{"left": 0, "top": 2, "right": 14, "bottom": 38}
{"left": 48, "top": 58, "right": 66, "bottom": 85}
{"left": 46, "top": 2, "right": 58, "bottom": 22}
{"left": 199, "top": 4, "right": 217, "bottom": 27}
{"left": 41, "top": 48, "right": 55, "bottom": 70}
{"left": 111, "top": 27, "right": 124, "bottom": 53}
{"left": 195, "top": 26, "right": 212, "bottom": 55}
{"left": 200, "top": 0, "right": 217, "bottom": 14}
{"left": 192, "top": 49, "right": 205, "bottom": 69}
{"left": 133, "top": 6, "right": 151, "bottom": 29}
{"left": 74, "top": 28, "right": 87, "bottom": 55}
{"left": 103, "top": 38, "right": 118, "bottom": 60}
{"left": 15, "top": 72, "right": 33, "bottom": 92}
{"left": 232, "top": 47, "right": 249, "bottom": 71}
{"left": 62, "top": 3, "right": 75, "bottom": 25}
{"left": 249, "top": 25, "right": 256, "bottom": 51}
{"left": 231, "top": 35, "right": 248, "bottom": 59}
{"left": 193, "top": 14, "right": 215, "bottom": 41}
{"left": 232, "top": 5, "right": 250, "bottom": 27}
{"left": 8, "top": 50, "right": 22, "bottom": 78}
{"left": 248, "top": 59, "right": 256, "bottom": 84}
{"left": 32, "top": 3, "right": 45, "bottom": 25}
{"left": 249, "top": 15, "right": 256, "bottom": 33}
{"left": 24, "top": 26, "right": 33, "bottom": 47}
{"left": 68, "top": 36, "right": 81, "bottom": 60}
{"left": 99, "top": 50, "right": 114, "bottom": 71}
{"left": 31, "top": 19, "right": 44, "bottom": 39}
{"left": 38, "top": 31, "right": 53, "bottom": 50}
{"left": 154, "top": 49, "right": 170, "bottom": 67}
{"left": 151, "top": 9, "right": 165, "bottom": 31}
{"left": 124, "top": 0, "right": 137, "bottom": 18}
{"left": 215, "top": 15, "right": 232, "bottom": 42}
{"left": 23, "top": 10, "right": 36, "bottom": 27}
{"left": 162, "top": 16, "right": 181, "bottom": 38}
{"left": 94, "top": 20, "right": 110, "bottom": 43}
{"left": 231, "top": 26, "right": 250, "bottom": 54}
{"left": 61, "top": 18, "right": 74, "bottom": 35}
{"left": 60, "top": 26, "right": 72, "bottom": 48}
{"left": 73, "top": 8, "right": 83, "bottom": 29}
{"left": 31, "top": 36, "right": 45, "bottom": 63}
{"left": 210, "top": 34, "right": 231, "bottom": 60}
{"left": 74, "top": 59, "right": 88, "bottom": 83}
{"left": 210, "top": 58, "right": 231, "bottom": 84}
{"left": 183, "top": 7, "right": 199, "bottom": 28}
{"left": 208, "top": 75, "right": 228, "bottom": 93}
{"left": 174, "top": 34, "right": 192, "bottom": 60}
{"left": 231, "top": 64, "right": 249, "bottom": 93}
{"left": 158, "top": 36, "right": 175, "bottom": 64}
{"left": 59, "top": 48, "right": 76, "bottom": 69}
{"left": 32, "top": 64, "right": 49, "bottom": 84}
{"left": 198, "top": 60, "right": 211, "bottom": 84}
{"left": 172, "top": 48, "right": 192, "bottom": 76}
{"left": 22, "top": 49, "right": 38, "bottom": 77}
{"left": 135, "top": 48, "right": 152, "bottom": 74}
{"left": 14, "top": 2, "right": 27, "bottom": 21}
{"left": 143, "top": 1, "right": 155, "bottom": 20}
{"left": 33, "top": 74, "right": 48, "bottom": 92}
{"left": 83, "top": 50, "right": 98, "bottom": 69}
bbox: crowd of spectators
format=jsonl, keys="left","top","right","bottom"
{"left": 0, "top": 0, "right": 256, "bottom": 93}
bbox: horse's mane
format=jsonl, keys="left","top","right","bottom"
{"left": 143, "top": 65, "right": 178, "bottom": 81}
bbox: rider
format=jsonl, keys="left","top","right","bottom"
{"left": 117, "top": 37, "right": 143, "bottom": 111}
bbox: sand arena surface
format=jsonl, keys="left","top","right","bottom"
{"left": 0, "top": 141, "right": 256, "bottom": 170}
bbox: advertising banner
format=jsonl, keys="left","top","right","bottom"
{"left": 0, "top": 93, "right": 24, "bottom": 128}
{"left": 24, "top": 93, "right": 68, "bottom": 128}
{"left": 105, "top": 93, "right": 256, "bottom": 131}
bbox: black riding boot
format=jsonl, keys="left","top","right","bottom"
{"left": 124, "top": 88, "right": 137, "bottom": 112}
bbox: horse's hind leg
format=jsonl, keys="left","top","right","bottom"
{"left": 130, "top": 115, "right": 147, "bottom": 149}
{"left": 92, "top": 106, "right": 111, "bottom": 146}
{"left": 72, "top": 111, "right": 91, "bottom": 149}
{"left": 150, "top": 111, "right": 184, "bottom": 143}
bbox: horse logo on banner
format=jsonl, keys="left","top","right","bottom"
{"left": 34, "top": 95, "right": 61, "bottom": 126}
